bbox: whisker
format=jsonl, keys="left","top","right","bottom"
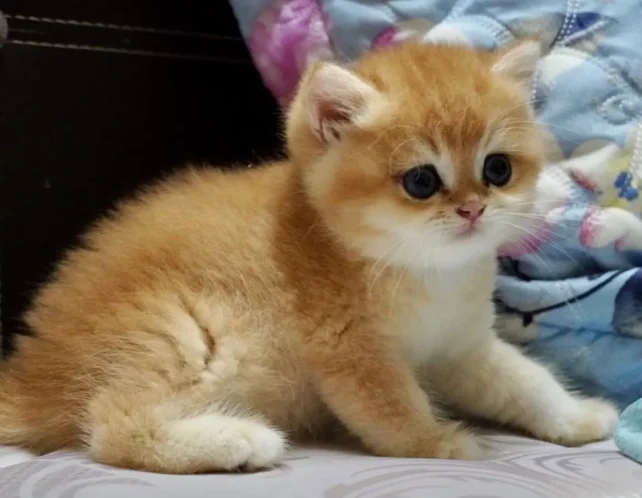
{"left": 494, "top": 97, "right": 548, "bottom": 119}
{"left": 495, "top": 214, "right": 578, "bottom": 256}
{"left": 498, "top": 220, "right": 586, "bottom": 323}
{"left": 497, "top": 212, "right": 577, "bottom": 231}
{"left": 387, "top": 138, "right": 424, "bottom": 174}
{"left": 389, "top": 256, "right": 410, "bottom": 318}
{"left": 367, "top": 124, "right": 418, "bottom": 151}
{"left": 368, "top": 239, "right": 406, "bottom": 297}
{"left": 505, "top": 119, "right": 587, "bottom": 139}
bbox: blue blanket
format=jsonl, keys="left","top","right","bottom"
{"left": 229, "top": 0, "right": 642, "bottom": 462}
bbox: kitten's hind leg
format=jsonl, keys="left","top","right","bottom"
{"left": 432, "top": 338, "right": 618, "bottom": 446}
{"left": 87, "top": 386, "right": 286, "bottom": 473}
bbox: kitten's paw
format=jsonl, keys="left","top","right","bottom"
{"left": 540, "top": 398, "right": 619, "bottom": 446}
{"left": 203, "top": 419, "right": 286, "bottom": 471}
{"left": 371, "top": 423, "right": 484, "bottom": 460}
{"left": 236, "top": 422, "right": 287, "bottom": 471}
{"left": 432, "top": 424, "right": 486, "bottom": 460}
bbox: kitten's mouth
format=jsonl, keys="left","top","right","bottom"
{"left": 455, "top": 224, "right": 481, "bottom": 238}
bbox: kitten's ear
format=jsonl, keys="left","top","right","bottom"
{"left": 491, "top": 40, "right": 541, "bottom": 90}
{"left": 305, "top": 62, "right": 381, "bottom": 144}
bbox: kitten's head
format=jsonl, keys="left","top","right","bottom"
{"left": 286, "top": 41, "right": 544, "bottom": 270}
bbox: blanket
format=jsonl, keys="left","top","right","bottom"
{"left": 229, "top": 0, "right": 642, "bottom": 461}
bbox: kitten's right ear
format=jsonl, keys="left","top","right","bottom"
{"left": 305, "top": 63, "right": 381, "bottom": 144}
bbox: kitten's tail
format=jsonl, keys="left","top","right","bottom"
{"left": 0, "top": 375, "right": 30, "bottom": 446}
{"left": 0, "top": 365, "right": 82, "bottom": 453}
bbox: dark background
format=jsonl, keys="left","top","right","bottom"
{"left": 1, "top": 1, "right": 281, "bottom": 354}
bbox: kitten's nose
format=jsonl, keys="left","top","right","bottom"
{"left": 456, "top": 201, "right": 486, "bottom": 222}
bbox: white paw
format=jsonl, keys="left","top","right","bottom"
{"left": 238, "top": 422, "right": 287, "bottom": 471}
{"left": 427, "top": 423, "right": 486, "bottom": 460}
{"left": 541, "top": 398, "right": 619, "bottom": 446}
{"left": 437, "top": 426, "right": 486, "bottom": 460}
{"left": 184, "top": 417, "right": 286, "bottom": 472}
{"left": 575, "top": 398, "right": 620, "bottom": 441}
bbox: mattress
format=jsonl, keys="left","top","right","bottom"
{"left": 1, "top": 432, "right": 641, "bottom": 498}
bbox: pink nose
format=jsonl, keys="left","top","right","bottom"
{"left": 456, "top": 202, "right": 486, "bottom": 222}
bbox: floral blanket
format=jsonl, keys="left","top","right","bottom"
{"left": 229, "top": 0, "right": 642, "bottom": 460}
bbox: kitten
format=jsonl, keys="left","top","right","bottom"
{"left": 0, "top": 41, "right": 617, "bottom": 474}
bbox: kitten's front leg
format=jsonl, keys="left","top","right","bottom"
{"left": 433, "top": 337, "right": 618, "bottom": 446}
{"left": 305, "top": 322, "right": 482, "bottom": 460}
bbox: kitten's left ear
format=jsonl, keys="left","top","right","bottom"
{"left": 305, "top": 62, "right": 382, "bottom": 144}
{"left": 491, "top": 40, "right": 541, "bottom": 91}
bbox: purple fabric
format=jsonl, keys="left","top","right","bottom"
{"left": 248, "top": 0, "right": 333, "bottom": 105}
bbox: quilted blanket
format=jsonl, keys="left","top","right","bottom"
{"left": 229, "top": 0, "right": 642, "bottom": 460}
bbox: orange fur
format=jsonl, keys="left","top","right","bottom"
{"left": 0, "top": 42, "right": 617, "bottom": 473}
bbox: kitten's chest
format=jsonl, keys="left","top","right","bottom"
{"left": 376, "top": 270, "right": 494, "bottom": 367}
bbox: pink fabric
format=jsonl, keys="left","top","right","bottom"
{"left": 249, "top": 0, "right": 334, "bottom": 106}
{"left": 371, "top": 27, "right": 399, "bottom": 49}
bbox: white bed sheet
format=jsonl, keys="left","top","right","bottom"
{"left": 1, "top": 433, "right": 641, "bottom": 497}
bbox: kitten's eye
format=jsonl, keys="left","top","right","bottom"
{"left": 401, "top": 165, "right": 442, "bottom": 200}
{"left": 483, "top": 154, "right": 512, "bottom": 187}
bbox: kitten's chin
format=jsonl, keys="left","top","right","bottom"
{"left": 424, "top": 238, "right": 499, "bottom": 270}
{"left": 359, "top": 232, "right": 500, "bottom": 273}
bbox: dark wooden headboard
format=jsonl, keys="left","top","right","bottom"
{"left": 1, "top": 1, "right": 281, "bottom": 354}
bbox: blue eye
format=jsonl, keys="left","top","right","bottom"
{"left": 483, "top": 154, "right": 512, "bottom": 187}
{"left": 401, "top": 165, "right": 442, "bottom": 200}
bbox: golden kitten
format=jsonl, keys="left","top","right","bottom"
{"left": 0, "top": 41, "right": 617, "bottom": 473}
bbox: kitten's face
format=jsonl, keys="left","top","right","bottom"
{"left": 288, "top": 42, "right": 544, "bottom": 270}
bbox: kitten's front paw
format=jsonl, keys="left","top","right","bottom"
{"left": 541, "top": 398, "right": 619, "bottom": 446}
{"left": 372, "top": 423, "right": 484, "bottom": 460}
{"left": 431, "top": 424, "right": 486, "bottom": 460}
{"left": 406, "top": 423, "right": 485, "bottom": 460}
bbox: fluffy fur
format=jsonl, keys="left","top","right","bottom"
{"left": 0, "top": 41, "right": 618, "bottom": 473}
